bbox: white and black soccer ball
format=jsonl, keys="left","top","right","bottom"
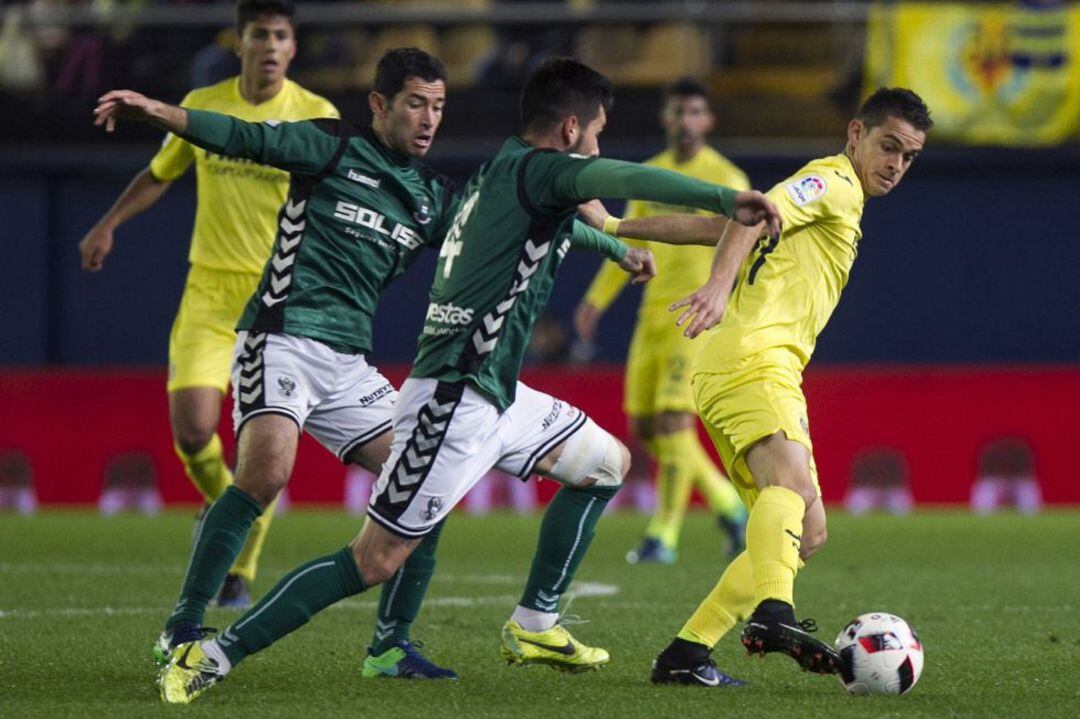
{"left": 834, "top": 612, "right": 923, "bottom": 695}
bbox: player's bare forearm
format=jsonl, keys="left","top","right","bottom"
{"left": 80, "top": 167, "right": 172, "bottom": 271}
{"left": 100, "top": 168, "right": 172, "bottom": 229}
{"left": 708, "top": 219, "right": 762, "bottom": 289}
{"left": 615, "top": 214, "right": 729, "bottom": 246}
{"left": 94, "top": 90, "right": 188, "bottom": 135}
{"left": 670, "top": 220, "right": 763, "bottom": 338}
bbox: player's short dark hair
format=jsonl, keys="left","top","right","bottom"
{"left": 373, "top": 48, "right": 448, "bottom": 101}
{"left": 664, "top": 77, "right": 710, "bottom": 105}
{"left": 857, "top": 87, "right": 933, "bottom": 132}
{"left": 235, "top": 0, "right": 295, "bottom": 35}
{"left": 520, "top": 57, "right": 614, "bottom": 133}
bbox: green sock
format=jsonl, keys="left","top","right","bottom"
{"left": 218, "top": 547, "right": 365, "bottom": 666}
{"left": 519, "top": 485, "right": 618, "bottom": 613}
{"left": 369, "top": 520, "right": 443, "bottom": 655}
{"left": 167, "top": 485, "right": 262, "bottom": 630}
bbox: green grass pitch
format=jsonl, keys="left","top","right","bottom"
{"left": 1, "top": 508, "right": 1077, "bottom": 718}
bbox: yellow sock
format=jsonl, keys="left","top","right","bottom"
{"left": 677, "top": 550, "right": 754, "bottom": 647}
{"left": 230, "top": 494, "right": 279, "bottom": 582}
{"left": 644, "top": 432, "right": 695, "bottom": 549}
{"left": 175, "top": 434, "right": 233, "bottom": 502}
{"left": 746, "top": 486, "right": 804, "bottom": 606}
{"left": 678, "top": 431, "right": 742, "bottom": 517}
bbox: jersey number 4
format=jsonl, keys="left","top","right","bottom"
{"left": 440, "top": 191, "right": 480, "bottom": 279}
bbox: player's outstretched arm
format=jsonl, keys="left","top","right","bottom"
{"left": 94, "top": 90, "right": 189, "bottom": 135}
{"left": 95, "top": 90, "right": 339, "bottom": 175}
{"left": 79, "top": 167, "right": 172, "bottom": 271}
{"left": 670, "top": 219, "right": 764, "bottom": 338}
{"left": 563, "top": 158, "right": 781, "bottom": 237}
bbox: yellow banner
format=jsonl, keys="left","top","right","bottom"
{"left": 865, "top": 2, "right": 1080, "bottom": 146}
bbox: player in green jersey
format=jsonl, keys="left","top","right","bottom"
{"left": 97, "top": 57, "right": 782, "bottom": 703}
{"left": 96, "top": 49, "right": 467, "bottom": 679}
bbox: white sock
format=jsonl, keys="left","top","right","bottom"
{"left": 201, "top": 638, "right": 232, "bottom": 676}
{"left": 511, "top": 605, "right": 558, "bottom": 632}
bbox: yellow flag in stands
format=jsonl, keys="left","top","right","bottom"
{"left": 865, "top": 1, "right": 1080, "bottom": 146}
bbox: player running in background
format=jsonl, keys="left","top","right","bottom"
{"left": 575, "top": 78, "right": 748, "bottom": 566}
{"left": 78, "top": 0, "right": 337, "bottom": 608}
{"left": 100, "top": 57, "right": 783, "bottom": 703}
{"left": 650, "top": 88, "right": 932, "bottom": 687}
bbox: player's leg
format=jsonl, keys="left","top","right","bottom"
{"left": 497, "top": 385, "right": 628, "bottom": 671}
{"left": 160, "top": 516, "right": 417, "bottom": 704}
{"left": 341, "top": 425, "right": 455, "bottom": 679}
{"left": 160, "top": 377, "right": 492, "bottom": 702}
{"left": 167, "top": 269, "right": 277, "bottom": 604}
{"left": 159, "top": 414, "right": 298, "bottom": 654}
{"left": 737, "top": 418, "right": 838, "bottom": 674}
{"left": 649, "top": 344, "right": 746, "bottom": 560}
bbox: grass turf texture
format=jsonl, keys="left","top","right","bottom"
{"left": 1, "top": 509, "right": 1076, "bottom": 718}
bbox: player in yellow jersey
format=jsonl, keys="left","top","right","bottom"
{"left": 574, "top": 79, "right": 747, "bottom": 565}
{"left": 78, "top": 0, "right": 337, "bottom": 607}
{"left": 650, "top": 88, "right": 932, "bottom": 687}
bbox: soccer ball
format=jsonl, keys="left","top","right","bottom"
{"left": 834, "top": 612, "right": 923, "bottom": 695}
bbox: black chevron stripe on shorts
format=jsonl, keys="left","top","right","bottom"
{"left": 371, "top": 382, "right": 464, "bottom": 525}
{"left": 235, "top": 332, "right": 268, "bottom": 415}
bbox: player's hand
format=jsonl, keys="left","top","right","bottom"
{"left": 79, "top": 223, "right": 115, "bottom": 271}
{"left": 732, "top": 190, "right": 782, "bottom": 239}
{"left": 576, "top": 199, "right": 611, "bottom": 230}
{"left": 670, "top": 277, "right": 728, "bottom": 339}
{"left": 93, "top": 90, "right": 162, "bottom": 132}
{"left": 618, "top": 247, "right": 656, "bottom": 286}
{"left": 573, "top": 302, "right": 602, "bottom": 341}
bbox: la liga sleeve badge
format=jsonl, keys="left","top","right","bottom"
{"left": 785, "top": 175, "right": 828, "bottom": 206}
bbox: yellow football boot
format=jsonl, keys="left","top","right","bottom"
{"left": 158, "top": 641, "right": 224, "bottom": 704}
{"left": 500, "top": 620, "right": 610, "bottom": 672}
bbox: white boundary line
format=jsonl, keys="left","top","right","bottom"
{"left": 0, "top": 581, "right": 620, "bottom": 620}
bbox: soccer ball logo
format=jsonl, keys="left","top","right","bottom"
{"left": 835, "top": 612, "right": 923, "bottom": 695}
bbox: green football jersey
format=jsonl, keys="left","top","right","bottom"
{"left": 410, "top": 136, "right": 739, "bottom": 409}
{"left": 180, "top": 109, "right": 458, "bottom": 354}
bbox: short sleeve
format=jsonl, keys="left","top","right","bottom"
{"left": 767, "top": 170, "right": 849, "bottom": 233}
{"left": 148, "top": 91, "right": 197, "bottom": 181}
{"left": 318, "top": 99, "right": 341, "bottom": 120}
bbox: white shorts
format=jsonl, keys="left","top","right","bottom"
{"left": 367, "top": 378, "right": 588, "bottom": 537}
{"left": 231, "top": 331, "right": 396, "bottom": 462}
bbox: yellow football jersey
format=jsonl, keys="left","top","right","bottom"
{"left": 149, "top": 77, "right": 338, "bottom": 275}
{"left": 583, "top": 146, "right": 751, "bottom": 311}
{"left": 693, "top": 153, "right": 866, "bottom": 373}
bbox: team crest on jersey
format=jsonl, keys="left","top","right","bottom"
{"left": 413, "top": 201, "right": 433, "bottom": 225}
{"left": 277, "top": 376, "right": 296, "bottom": 398}
{"left": 785, "top": 175, "right": 827, "bottom": 206}
{"left": 421, "top": 496, "right": 443, "bottom": 522}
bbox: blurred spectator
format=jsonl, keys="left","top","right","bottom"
{"left": 0, "top": 451, "right": 38, "bottom": 516}
{"left": 525, "top": 312, "right": 570, "bottom": 364}
{"left": 98, "top": 451, "right": 163, "bottom": 516}
{"left": 190, "top": 27, "right": 239, "bottom": 88}
{"left": 476, "top": 0, "right": 571, "bottom": 90}
{"left": 0, "top": 5, "right": 47, "bottom": 92}
{"left": 971, "top": 437, "right": 1042, "bottom": 515}
{"left": 844, "top": 447, "right": 913, "bottom": 516}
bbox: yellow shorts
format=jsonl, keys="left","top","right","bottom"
{"left": 691, "top": 354, "right": 820, "bottom": 510}
{"left": 167, "top": 265, "right": 261, "bottom": 393}
{"left": 624, "top": 307, "right": 699, "bottom": 417}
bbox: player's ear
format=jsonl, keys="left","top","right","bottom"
{"left": 369, "top": 91, "right": 388, "bottom": 119}
{"left": 846, "top": 118, "right": 864, "bottom": 150}
{"left": 561, "top": 115, "right": 579, "bottom": 149}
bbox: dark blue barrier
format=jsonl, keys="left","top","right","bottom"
{"left": 4, "top": 146, "right": 1080, "bottom": 365}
